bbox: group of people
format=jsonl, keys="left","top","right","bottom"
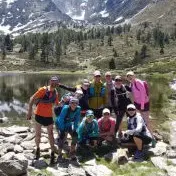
{"left": 26, "top": 70, "right": 155, "bottom": 164}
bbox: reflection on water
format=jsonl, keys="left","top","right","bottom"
{"left": 0, "top": 73, "right": 172, "bottom": 126}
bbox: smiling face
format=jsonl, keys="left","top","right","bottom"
{"left": 127, "top": 108, "right": 136, "bottom": 116}
{"left": 70, "top": 102, "right": 78, "bottom": 110}
{"left": 127, "top": 75, "right": 135, "bottom": 83}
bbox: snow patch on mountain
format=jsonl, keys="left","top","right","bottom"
{"left": 99, "top": 9, "right": 109, "bottom": 18}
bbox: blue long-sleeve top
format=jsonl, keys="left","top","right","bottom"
{"left": 77, "top": 118, "right": 99, "bottom": 142}
{"left": 56, "top": 105, "right": 81, "bottom": 131}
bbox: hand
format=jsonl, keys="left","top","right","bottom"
{"left": 125, "top": 130, "right": 133, "bottom": 135}
{"left": 26, "top": 111, "right": 32, "bottom": 120}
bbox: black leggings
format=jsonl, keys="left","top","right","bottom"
{"left": 115, "top": 110, "right": 126, "bottom": 133}
{"left": 58, "top": 128, "right": 78, "bottom": 148}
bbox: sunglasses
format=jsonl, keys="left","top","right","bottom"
{"left": 71, "top": 102, "right": 78, "bottom": 105}
{"left": 86, "top": 115, "right": 94, "bottom": 118}
{"left": 95, "top": 75, "right": 101, "bottom": 77}
{"left": 127, "top": 108, "right": 136, "bottom": 111}
{"left": 115, "top": 79, "right": 122, "bottom": 82}
{"left": 103, "top": 113, "right": 110, "bottom": 115}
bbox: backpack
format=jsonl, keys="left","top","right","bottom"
{"left": 134, "top": 80, "right": 149, "bottom": 97}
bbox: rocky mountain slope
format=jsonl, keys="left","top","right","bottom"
{"left": 0, "top": 0, "right": 175, "bottom": 35}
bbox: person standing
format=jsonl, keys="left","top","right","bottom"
{"left": 88, "top": 70, "right": 106, "bottom": 119}
{"left": 59, "top": 79, "right": 90, "bottom": 117}
{"left": 111, "top": 75, "right": 131, "bottom": 137}
{"left": 104, "top": 71, "right": 115, "bottom": 112}
{"left": 26, "top": 76, "right": 60, "bottom": 164}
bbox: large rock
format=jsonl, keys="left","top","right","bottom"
{"left": 32, "top": 159, "right": 48, "bottom": 169}
{"left": 20, "top": 141, "right": 35, "bottom": 150}
{"left": 0, "top": 129, "right": 14, "bottom": 137}
{"left": 0, "top": 154, "right": 28, "bottom": 176}
{"left": 14, "top": 145, "right": 23, "bottom": 153}
{"left": 169, "top": 121, "right": 176, "bottom": 148}
{"left": 1, "top": 152, "right": 15, "bottom": 160}
{"left": 0, "top": 169, "right": 8, "bottom": 176}
{"left": 151, "top": 157, "right": 167, "bottom": 170}
{"left": 7, "top": 126, "right": 30, "bottom": 134}
{"left": 3, "top": 135, "right": 23, "bottom": 144}
{"left": 83, "top": 160, "right": 113, "bottom": 176}
{"left": 148, "top": 141, "right": 168, "bottom": 156}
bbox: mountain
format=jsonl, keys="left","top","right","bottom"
{"left": 0, "top": 0, "right": 175, "bottom": 35}
{"left": 0, "top": 0, "right": 71, "bottom": 35}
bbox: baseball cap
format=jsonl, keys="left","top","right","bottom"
{"left": 127, "top": 104, "right": 136, "bottom": 110}
{"left": 115, "top": 75, "right": 122, "bottom": 80}
{"left": 126, "top": 71, "right": 134, "bottom": 76}
{"left": 105, "top": 71, "right": 112, "bottom": 76}
{"left": 50, "top": 76, "right": 60, "bottom": 82}
{"left": 94, "top": 70, "right": 101, "bottom": 76}
{"left": 103, "top": 108, "right": 110, "bottom": 114}
{"left": 85, "top": 110, "right": 94, "bottom": 118}
{"left": 69, "top": 97, "right": 79, "bottom": 104}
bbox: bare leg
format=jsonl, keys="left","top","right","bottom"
{"left": 35, "top": 122, "right": 41, "bottom": 148}
{"left": 133, "top": 136, "right": 142, "bottom": 150}
{"left": 140, "top": 111, "right": 153, "bottom": 136}
{"left": 47, "top": 124, "right": 55, "bottom": 151}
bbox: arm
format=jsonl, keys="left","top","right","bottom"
{"left": 77, "top": 121, "right": 84, "bottom": 141}
{"left": 89, "top": 120, "right": 99, "bottom": 137}
{"left": 135, "top": 80, "right": 146, "bottom": 110}
{"left": 56, "top": 106, "right": 68, "bottom": 131}
{"left": 74, "top": 106, "right": 81, "bottom": 131}
{"left": 26, "top": 87, "right": 45, "bottom": 120}
{"left": 59, "top": 84, "right": 76, "bottom": 92}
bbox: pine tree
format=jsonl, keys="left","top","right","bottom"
{"left": 109, "top": 58, "right": 116, "bottom": 69}
{"left": 140, "top": 45, "right": 147, "bottom": 59}
{"left": 108, "top": 35, "right": 113, "bottom": 46}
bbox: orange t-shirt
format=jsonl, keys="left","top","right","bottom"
{"left": 34, "top": 86, "right": 59, "bottom": 118}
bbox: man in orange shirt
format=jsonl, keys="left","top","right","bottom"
{"left": 27, "top": 76, "right": 59, "bottom": 164}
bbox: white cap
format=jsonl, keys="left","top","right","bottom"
{"left": 126, "top": 71, "right": 134, "bottom": 76}
{"left": 103, "top": 108, "right": 110, "bottom": 114}
{"left": 94, "top": 70, "right": 101, "bottom": 76}
{"left": 75, "top": 89, "right": 83, "bottom": 94}
{"left": 105, "top": 71, "right": 112, "bottom": 76}
{"left": 127, "top": 104, "right": 136, "bottom": 110}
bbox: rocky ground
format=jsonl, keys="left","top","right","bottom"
{"left": 0, "top": 123, "right": 176, "bottom": 176}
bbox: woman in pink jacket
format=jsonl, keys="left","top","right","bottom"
{"left": 126, "top": 71, "right": 155, "bottom": 146}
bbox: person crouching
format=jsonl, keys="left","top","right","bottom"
{"left": 98, "top": 108, "right": 116, "bottom": 145}
{"left": 56, "top": 97, "right": 81, "bottom": 161}
{"left": 123, "top": 104, "right": 152, "bottom": 161}
{"left": 77, "top": 110, "right": 99, "bottom": 148}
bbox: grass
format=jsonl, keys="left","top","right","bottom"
{"left": 97, "top": 158, "right": 165, "bottom": 176}
{"left": 29, "top": 169, "right": 53, "bottom": 176}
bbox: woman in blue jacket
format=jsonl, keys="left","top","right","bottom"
{"left": 56, "top": 97, "right": 81, "bottom": 160}
{"left": 77, "top": 110, "right": 99, "bottom": 148}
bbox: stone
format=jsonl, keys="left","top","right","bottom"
{"left": 32, "top": 159, "right": 48, "bottom": 169}
{"left": 112, "top": 148, "right": 128, "bottom": 165}
{"left": 166, "top": 149, "right": 176, "bottom": 159}
{"left": 3, "top": 134, "right": 23, "bottom": 144}
{"left": 20, "top": 141, "right": 35, "bottom": 150}
{"left": 40, "top": 143, "right": 50, "bottom": 152}
{"left": 41, "top": 136, "right": 48, "bottom": 143}
{"left": 165, "top": 165, "right": 176, "bottom": 176}
{"left": 23, "top": 133, "right": 35, "bottom": 141}
{"left": 151, "top": 157, "right": 167, "bottom": 170}
{"left": 0, "top": 169, "right": 8, "bottom": 176}
{"left": 0, "top": 129, "right": 14, "bottom": 137}
{"left": 7, "top": 126, "right": 29, "bottom": 134}
{"left": 148, "top": 141, "right": 168, "bottom": 156}
{"left": 83, "top": 164, "right": 113, "bottom": 176}
{"left": 14, "top": 145, "right": 23, "bottom": 153}
{"left": 1, "top": 152, "right": 15, "bottom": 160}
{"left": 0, "top": 159, "right": 28, "bottom": 176}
